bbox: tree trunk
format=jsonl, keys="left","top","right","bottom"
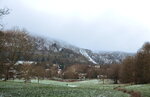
{"left": 4, "top": 68, "right": 9, "bottom": 81}
{"left": 114, "top": 79, "right": 118, "bottom": 84}
{"left": 38, "top": 77, "right": 39, "bottom": 84}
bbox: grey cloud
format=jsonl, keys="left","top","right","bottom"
{"left": 1, "top": 0, "right": 150, "bottom": 52}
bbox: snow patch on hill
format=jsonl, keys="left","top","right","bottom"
{"left": 80, "top": 49, "right": 97, "bottom": 64}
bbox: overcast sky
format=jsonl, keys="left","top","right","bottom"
{"left": 0, "top": 0, "right": 150, "bottom": 52}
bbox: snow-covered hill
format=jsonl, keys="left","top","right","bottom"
{"left": 33, "top": 36, "right": 134, "bottom": 65}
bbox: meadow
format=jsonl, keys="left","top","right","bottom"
{"left": 0, "top": 79, "right": 149, "bottom": 97}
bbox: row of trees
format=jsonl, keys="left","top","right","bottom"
{"left": 120, "top": 42, "right": 150, "bottom": 84}
{"left": 17, "top": 64, "right": 45, "bottom": 83}
{"left": 15, "top": 63, "right": 102, "bottom": 81}
{"left": 108, "top": 42, "right": 150, "bottom": 84}
{"left": 63, "top": 64, "right": 100, "bottom": 79}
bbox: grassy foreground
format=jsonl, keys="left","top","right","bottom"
{"left": 124, "top": 84, "right": 150, "bottom": 97}
{"left": 0, "top": 79, "right": 149, "bottom": 97}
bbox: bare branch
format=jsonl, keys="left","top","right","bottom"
{"left": 0, "top": 8, "right": 9, "bottom": 17}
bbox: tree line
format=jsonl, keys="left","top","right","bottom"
{"left": 108, "top": 42, "right": 150, "bottom": 84}
{"left": 120, "top": 42, "right": 150, "bottom": 84}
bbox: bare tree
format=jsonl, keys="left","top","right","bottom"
{"left": 0, "top": 31, "right": 5, "bottom": 79}
{"left": 63, "top": 64, "right": 89, "bottom": 79}
{"left": 86, "top": 67, "right": 97, "bottom": 79}
{"left": 135, "top": 42, "right": 150, "bottom": 84}
{"left": 63, "top": 64, "right": 79, "bottom": 79}
{"left": 20, "top": 64, "right": 33, "bottom": 83}
{"left": 0, "top": 8, "right": 9, "bottom": 16}
{"left": 0, "top": 8, "right": 9, "bottom": 77}
{"left": 32, "top": 66, "right": 45, "bottom": 83}
{"left": 108, "top": 64, "right": 120, "bottom": 84}
{"left": 120, "top": 56, "right": 135, "bottom": 83}
{"left": 1, "top": 28, "right": 34, "bottom": 81}
{"left": 0, "top": 8, "right": 9, "bottom": 29}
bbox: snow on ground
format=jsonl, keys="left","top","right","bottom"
{"left": 80, "top": 49, "right": 97, "bottom": 64}
{"left": 67, "top": 85, "right": 77, "bottom": 87}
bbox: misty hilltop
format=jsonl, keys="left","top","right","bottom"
{"left": 32, "top": 36, "right": 134, "bottom": 66}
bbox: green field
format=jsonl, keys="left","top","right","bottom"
{"left": 0, "top": 79, "right": 149, "bottom": 97}
{"left": 124, "top": 84, "right": 150, "bottom": 97}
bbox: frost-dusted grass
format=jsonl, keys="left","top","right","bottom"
{"left": 124, "top": 84, "right": 150, "bottom": 97}
{"left": 0, "top": 80, "right": 129, "bottom": 97}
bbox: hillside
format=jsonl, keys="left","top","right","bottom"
{"left": 32, "top": 37, "right": 134, "bottom": 66}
